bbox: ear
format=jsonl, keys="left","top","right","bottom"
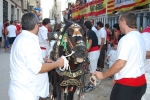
{"left": 64, "top": 18, "right": 70, "bottom": 24}
{"left": 79, "top": 16, "right": 84, "bottom": 24}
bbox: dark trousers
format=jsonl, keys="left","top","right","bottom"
{"left": 110, "top": 83, "right": 147, "bottom": 100}
{"left": 98, "top": 44, "right": 106, "bottom": 69}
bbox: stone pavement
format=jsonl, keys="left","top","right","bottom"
{"left": 0, "top": 47, "right": 10, "bottom": 100}
{"left": 0, "top": 47, "right": 112, "bottom": 100}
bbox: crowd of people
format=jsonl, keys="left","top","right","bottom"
{"left": 0, "top": 11, "right": 149, "bottom": 100}
{"left": 84, "top": 11, "right": 150, "bottom": 100}
{"left": 0, "top": 19, "right": 21, "bottom": 52}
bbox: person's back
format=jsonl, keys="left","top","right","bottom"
{"left": 7, "top": 24, "right": 16, "bottom": 38}
{"left": 115, "top": 31, "right": 146, "bottom": 79}
{"left": 9, "top": 30, "right": 49, "bottom": 99}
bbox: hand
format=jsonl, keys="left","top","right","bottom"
{"left": 93, "top": 71, "right": 105, "bottom": 80}
{"left": 57, "top": 58, "right": 64, "bottom": 68}
{"left": 111, "top": 79, "right": 116, "bottom": 86}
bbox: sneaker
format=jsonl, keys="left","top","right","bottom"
{"left": 108, "top": 77, "right": 112, "bottom": 80}
{"left": 84, "top": 85, "right": 95, "bottom": 93}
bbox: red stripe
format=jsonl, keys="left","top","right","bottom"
{"left": 40, "top": 47, "right": 46, "bottom": 50}
{"left": 108, "top": 1, "right": 114, "bottom": 4}
{"left": 116, "top": 74, "right": 146, "bottom": 86}
{"left": 108, "top": 5, "right": 114, "bottom": 8}
{"left": 89, "top": 46, "right": 99, "bottom": 52}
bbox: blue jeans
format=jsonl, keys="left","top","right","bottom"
{"left": 5, "top": 37, "right": 9, "bottom": 48}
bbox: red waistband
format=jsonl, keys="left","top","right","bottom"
{"left": 116, "top": 74, "right": 146, "bottom": 86}
{"left": 40, "top": 47, "right": 46, "bottom": 50}
{"left": 89, "top": 46, "right": 99, "bottom": 52}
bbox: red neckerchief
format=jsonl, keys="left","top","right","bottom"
{"left": 141, "top": 26, "right": 150, "bottom": 33}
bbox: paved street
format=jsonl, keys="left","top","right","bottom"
{"left": 0, "top": 47, "right": 112, "bottom": 100}
{"left": 0, "top": 47, "right": 10, "bottom": 100}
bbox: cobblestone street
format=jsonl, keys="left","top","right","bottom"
{"left": 0, "top": 47, "right": 112, "bottom": 100}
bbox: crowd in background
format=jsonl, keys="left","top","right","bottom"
{"left": 0, "top": 19, "right": 21, "bottom": 52}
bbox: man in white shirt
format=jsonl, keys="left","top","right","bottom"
{"left": 141, "top": 26, "right": 150, "bottom": 100}
{"left": 6, "top": 21, "right": 17, "bottom": 48}
{"left": 90, "top": 19, "right": 97, "bottom": 34}
{"left": 0, "top": 22, "right": 3, "bottom": 47}
{"left": 94, "top": 12, "right": 146, "bottom": 100}
{"left": 8, "top": 13, "right": 64, "bottom": 100}
{"left": 38, "top": 18, "right": 50, "bottom": 60}
{"left": 96, "top": 21, "right": 107, "bottom": 71}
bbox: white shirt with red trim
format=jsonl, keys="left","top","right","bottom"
{"left": 38, "top": 26, "right": 49, "bottom": 48}
{"left": 115, "top": 31, "right": 146, "bottom": 80}
{"left": 9, "top": 30, "right": 49, "bottom": 99}
{"left": 142, "top": 32, "right": 150, "bottom": 73}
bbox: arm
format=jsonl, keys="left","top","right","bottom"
{"left": 39, "top": 58, "right": 64, "bottom": 73}
{"left": 105, "top": 56, "right": 110, "bottom": 63}
{"left": 88, "top": 39, "right": 92, "bottom": 51}
{"left": 94, "top": 59, "right": 127, "bottom": 80}
{"left": 146, "top": 51, "right": 150, "bottom": 59}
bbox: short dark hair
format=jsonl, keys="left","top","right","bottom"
{"left": 10, "top": 21, "right": 13, "bottom": 24}
{"left": 113, "top": 23, "right": 120, "bottom": 30}
{"left": 105, "top": 24, "right": 109, "bottom": 28}
{"left": 42, "top": 18, "right": 50, "bottom": 25}
{"left": 5, "top": 23, "right": 9, "bottom": 27}
{"left": 84, "top": 21, "right": 92, "bottom": 30}
{"left": 21, "top": 13, "right": 39, "bottom": 31}
{"left": 97, "top": 21, "right": 103, "bottom": 27}
{"left": 120, "top": 11, "right": 137, "bottom": 28}
{"left": 90, "top": 19, "right": 94, "bottom": 23}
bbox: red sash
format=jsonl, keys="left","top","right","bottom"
{"left": 116, "top": 74, "right": 146, "bottom": 86}
{"left": 89, "top": 46, "right": 99, "bottom": 52}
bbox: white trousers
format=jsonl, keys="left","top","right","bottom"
{"left": 9, "top": 83, "right": 39, "bottom": 100}
{"left": 88, "top": 50, "right": 100, "bottom": 73}
{"left": 141, "top": 72, "right": 150, "bottom": 100}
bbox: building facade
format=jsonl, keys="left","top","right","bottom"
{"left": 0, "top": 0, "right": 22, "bottom": 23}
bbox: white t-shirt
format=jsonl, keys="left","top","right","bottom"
{"left": 108, "top": 49, "right": 117, "bottom": 63}
{"left": 7, "top": 25, "right": 17, "bottom": 37}
{"left": 92, "top": 26, "right": 97, "bottom": 35}
{"left": 99, "top": 27, "right": 107, "bottom": 45}
{"left": 142, "top": 32, "right": 150, "bottom": 73}
{"left": 115, "top": 31, "right": 146, "bottom": 80}
{"left": 96, "top": 30, "right": 101, "bottom": 45}
{"left": 8, "top": 30, "right": 49, "bottom": 99}
{"left": 0, "top": 22, "right": 3, "bottom": 37}
{"left": 38, "top": 26, "right": 49, "bottom": 48}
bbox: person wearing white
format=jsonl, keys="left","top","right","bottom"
{"left": 0, "top": 22, "right": 3, "bottom": 47}
{"left": 38, "top": 18, "right": 50, "bottom": 60}
{"left": 96, "top": 21, "right": 107, "bottom": 71}
{"left": 105, "top": 44, "right": 117, "bottom": 68}
{"left": 6, "top": 21, "right": 17, "bottom": 48}
{"left": 8, "top": 13, "right": 64, "bottom": 100}
{"left": 94, "top": 12, "right": 146, "bottom": 100}
{"left": 90, "top": 19, "right": 97, "bottom": 34}
{"left": 141, "top": 26, "right": 150, "bottom": 100}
